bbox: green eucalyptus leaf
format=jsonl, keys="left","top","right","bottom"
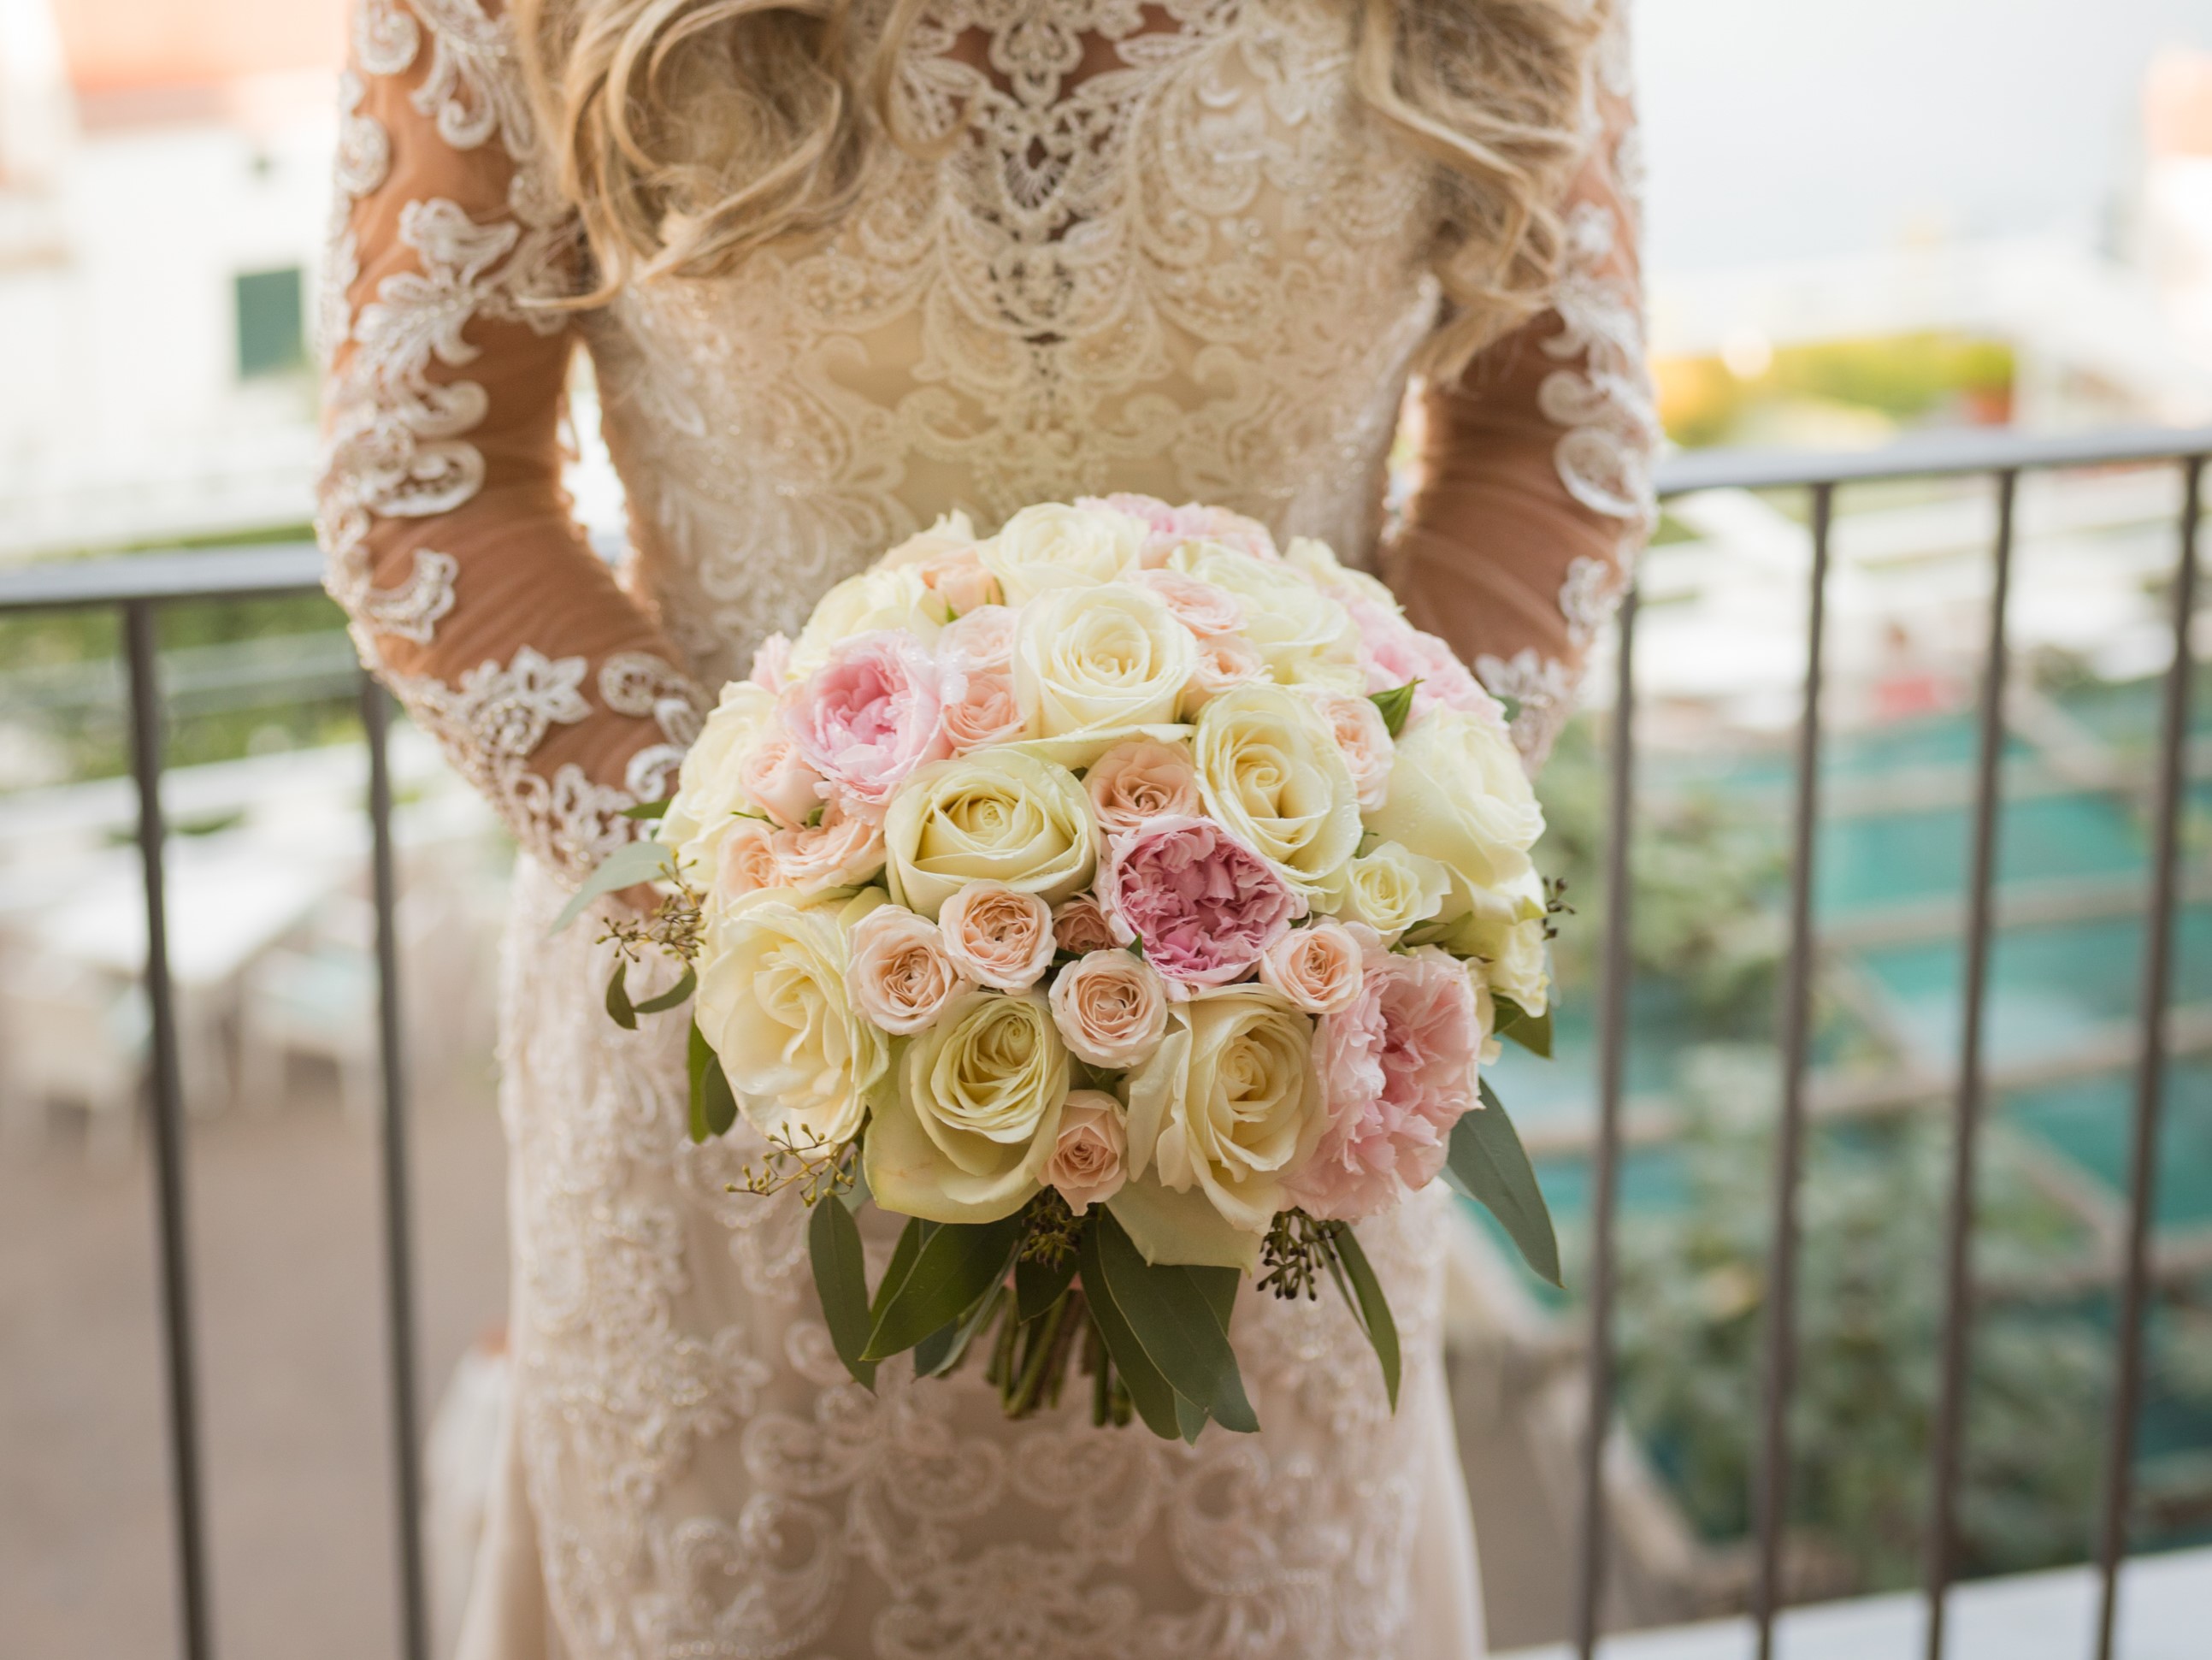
{"left": 605, "top": 963, "right": 637, "bottom": 1031}
{"left": 1076, "top": 1220, "right": 1183, "bottom": 1439}
{"left": 686, "top": 1020, "right": 737, "bottom": 1143}
{"left": 863, "top": 1215, "right": 1023, "bottom": 1361}
{"left": 1446, "top": 1083, "right": 1562, "bottom": 1286}
{"left": 1368, "top": 679, "right": 1420, "bottom": 738}
{"left": 549, "top": 836, "right": 673, "bottom": 936}
{"left": 621, "top": 798, "right": 671, "bottom": 821}
{"left": 1015, "top": 1246, "right": 1079, "bottom": 1324}
{"left": 631, "top": 966, "right": 697, "bottom": 1015}
{"left": 1493, "top": 996, "right": 1554, "bottom": 1060}
{"left": 1087, "top": 1208, "right": 1258, "bottom": 1435}
{"left": 1331, "top": 1225, "right": 1401, "bottom": 1410}
{"left": 913, "top": 1283, "right": 1005, "bottom": 1379}
{"left": 808, "top": 1190, "right": 876, "bottom": 1390}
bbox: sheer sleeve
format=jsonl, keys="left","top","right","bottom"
{"left": 1380, "top": 6, "right": 1657, "bottom": 768}
{"left": 316, "top": 0, "right": 704, "bottom": 882}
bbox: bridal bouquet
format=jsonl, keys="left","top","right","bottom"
{"left": 562, "top": 496, "right": 1563, "bottom": 1443}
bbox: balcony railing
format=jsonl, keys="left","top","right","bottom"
{"left": 1, "top": 419, "right": 2207, "bottom": 1660}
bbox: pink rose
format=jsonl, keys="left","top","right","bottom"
{"left": 739, "top": 735, "right": 828, "bottom": 829}
{"left": 911, "top": 546, "right": 997, "bottom": 616}
{"left": 1079, "top": 493, "right": 1279, "bottom": 566}
{"left": 1048, "top": 949, "right": 1170, "bottom": 1068}
{"left": 1135, "top": 569, "right": 1243, "bottom": 636}
{"left": 1305, "top": 689, "right": 1394, "bottom": 812}
{"left": 1257, "top": 920, "right": 1365, "bottom": 1014}
{"left": 1098, "top": 816, "right": 1303, "bottom": 990}
{"left": 748, "top": 632, "right": 793, "bottom": 693}
{"left": 1045, "top": 1090, "right": 1129, "bottom": 1214}
{"left": 1343, "top": 596, "right": 1501, "bottom": 723}
{"left": 716, "top": 818, "right": 780, "bottom": 897}
{"left": 1052, "top": 895, "right": 1120, "bottom": 956}
{"left": 846, "top": 904, "right": 972, "bottom": 1034}
{"left": 1287, "top": 939, "right": 1483, "bottom": 1221}
{"left": 937, "top": 605, "right": 1019, "bottom": 676}
{"left": 772, "top": 800, "right": 887, "bottom": 890}
{"left": 1085, "top": 740, "right": 1202, "bottom": 836}
{"left": 1185, "top": 634, "right": 1267, "bottom": 708}
{"left": 941, "top": 667, "right": 1030, "bottom": 751}
{"left": 781, "top": 630, "right": 950, "bottom": 807}
{"left": 937, "top": 883, "right": 1056, "bottom": 991}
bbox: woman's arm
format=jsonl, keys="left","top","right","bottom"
{"left": 1381, "top": 11, "right": 1656, "bottom": 767}
{"left": 317, "top": 0, "right": 703, "bottom": 881}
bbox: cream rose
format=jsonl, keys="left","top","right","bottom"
{"left": 695, "top": 889, "right": 888, "bottom": 1149}
{"left": 1464, "top": 912, "right": 1552, "bottom": 1018}
{"left": 1283, "top": 535, "right": 1402, "bottom": 612}
{"left": 1191, "top": 683, "right": 1363, "bottom": 901}
{"left": 939, "top": 883, "right": 1056, "bottom": 991}
{"left": 1305, "top": 689, "right": 1394, "bottom": 812}
{"left": 1124, "top": 986, "right": 1324, "bottom": 1235}
{"left": 661, "top": 681, "right": 777, "bottom": 874}
{"left": 980, "top": 503, "right": 1144, "bottom": 605}
{"left": 1366, "top": 706, "right": 1547, "bottom": 945}
{"left": 1047, "top": 1090, "right": 1129, "bottom": 1214}
{"left": 1048, "top": 948, "right": 1170, "bottom": 1069}
{"left": 1012, "top": 582, "right": 1195, "bottom": 765}
{"left": 882, "top": 749, "right": 1098, "bottom": 919}
{"left": 712, "top": 817, "right": 781, "bottom": 904}
{"left": 1256, "top": 921, "right": 1365, "bottom": 1014}
{"left": 864, "top": 990, "right": 1071, "bottom": 1223}
{"left": 1333, "top": 839, "right": 1452, "bottom": 941}
{"left": 846, "top": 903, "right": 971, "bottom": 1034}
{"left": 1085, "top": 739, "right": 1202, "bottom": 836}
{"left": 1168, "top": 541, "right": 1362, "bottom": 685}
{"left": 787, "top": 565, "right": 948, "bottom": 677}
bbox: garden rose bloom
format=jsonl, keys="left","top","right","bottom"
{"left": 1135, "top": 568, "right": 1243, "bottom": 636}
{"left": 1012, "top": 582, "right": 1195, "bottom": 765}
{"left": 1288, "top": 941, "right": 1483, "bottom": 1222}
{"left": 714, "top": 817, "right": 781, "bottom": 901}
{"left": 787, "top": 565, "right": 947, "bottom": 676}
{"left": 1343, "top": 594, "right": 1502, "bottom": 723}
{"left": 1052, "top": 895, "right": 1119, "bottom": 955}
{"left": 882, "top": 750, "right": 1097, "bottom": 919}
{"left": 1049, "top": 948, "right": 1170, "bottom": 1068}
{"left": 846, "top": 904, "right": 970, "bottom": 1035}
{"left": 1183, "top": 634, "right": 1268, "bottom": 712}
{"left": 1366, "top": 706, "right": 1546, "bottom": 950}
{"left": 1046, "top": 1090, "right": 1129, "bottom": 1214}
{"left": 1083, "top": 493, "right": 1278, "bottom": 565}
{"left": 771, "top": 801, "right": 887, "bottom": 891}
{"left": 1085, "top": 739, "right": 1202, "bottom": 836}
{"left": 738, "top": 735, "right": 827, "bottom": 829}
{"left": 1335, "top": 840, "right": 1452, "bottom": 941}
{"left": 937, "top": 605, "right": 1019, "bottom": 675}
{"left": 1192, "top": 683, "right": 1363, "bottom": 901}
{"left": 941, "top": 667, "right": 1029, "bottom": 751}
{"left": 1099, "top": 816, "right": 1302, "bottom": 990}
{"left": 881, "top": 511, "right": 996, "bottom": 613}
{"left": 661, "top": 682, "right": 776, "bottom": 874}
{"left": 782, "top": 630, "right": 950, "bottom": 808}
{"left": 939, "top": 883, "right": 1056, "bottom": 991}
{"left": 980, "top": 503, "right": 1144, "bottom": 603}
{"left": 1256, "top": 921, "right": 1364, "bottom": 1014}
{"left": 1170, "top": 543, "right": 1361, "bottom": 685}
{"left": 1283, "top": 535, "right": 1401, "bottom": 612}
{"left": 1306, "top": 689, "right": 1394, "bottom": 812}
{"left": 747, "top": 632, "right": 793, "bottom": 692}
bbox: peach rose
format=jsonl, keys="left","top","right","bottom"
{"left": 1258, "top": 920, "right": 1366, "bottom": 1014}
{"left": 716, "top": 817, "right": 780, "bottom": 899}
{"left": 1135, "top": 569, "right": 1243, "bottom": 636}
{"left": 739, "top": 735, "right": 827, "bottom": 829}
{"left": 937, "top": 605, "right": 1019, "bottom": 676}
{"left": 1084, "top": 739, "right": 1202, "bottom": 836}
{"left": 1046, "top": 1090, "right": 1128, "bottom": 1214}
{"left": 1305, "top": 689, "right": 1394, "bottom": 812}
{"left": 941, "top": 667, "right": 1030, "bottom": 751}
{"left": 771, "top": 802, "right": 887, "bottom": 891}
{"left": 1052, "top": 894, "right": 1119, "bottom": 956}
{"left": 912, "top": 547, "right": 997, "bottom": 616}
{"left": 1047, "top": 948, "right": 1170, "bottom": 1069}
{"left": 938, "top": 883, "right": 1056, "bottom": 991}
{"left": 1184, "top": 634, "right": 1267, "bottom": 710}
{"left": 846, "top": 903, "right": 972, "bottom": 1035}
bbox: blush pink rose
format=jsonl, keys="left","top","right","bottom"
{"left": 1257, "top": 920, "right": 1365, "bottom": 1014}
{"left": 846, "top": 904, "right": 971, "bottom": 1034}
{"left": 1045, "top": 1090, "right": 1129, "bottom": 1214}
{"left": 747, "top": 632, "right": 793, "bottom": 693}
{"left": 781, "top": 630, "right": 950, "bottom": 807}
{"left": 1342, "top": 596, "right": 1501, "bottom": 723}
{"left": 1080, "top": 493, "right": 1279, "bottom": 566}
{"left": 716, "top": 818, "right": 781, "bottom": 897}
{"left": 1286, "top": 938, "right": 1483, "bottom": 1221}
{"left": 937, "top": 605, "right": 1019, "bottom": 676}
{"left": 1185, "top": 634, "right": 1267, "bottom": 708}
{"left": 739, "top": 735, "right": 828, "bottom": 829}
{"left": 1052, "top": 895, "right": 1120, "bottom": 956}
{"left": 938, "top": 883, "right": 1056, "bottom": 991}
{"left": 1135, "top": 569, "right": 1242, "bottom": 636}
{"left": 1048, "top": 949, "right": 1170, "bottom": 1068}
{"left": 770, "top": 801, "right": 886, "bottom": 890}
{"left": 911, "top": 546, "right": 997, "bottom": 616}
{"left": 1098, "top": 816, "right": 1303, "bottom": 991}
{"left": 941, "top": 667, "right": 1029, "bottom": 751}
{"left": 1304, "top": 689, "right": 1394, "bottom": 812}
{"left": 1085, "top": 740, "right": 1202, "bottom": 836}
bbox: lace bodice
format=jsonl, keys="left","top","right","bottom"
{"left": 317, "top": 0, "right": 1653, "bottom": 882}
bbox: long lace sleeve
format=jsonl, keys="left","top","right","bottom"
{"left": 316, "top": 0, "right": 703, "bottom": 881}
{"left": 1380, "top": 8, "right": 1657, "bottom": 767}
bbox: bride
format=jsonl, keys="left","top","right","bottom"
{"left": 318, "top": 0, "right": 1652, "bottom": 1651}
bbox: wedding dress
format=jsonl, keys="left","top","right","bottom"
{"left": 317, "top": 1, "right": 1653, "bottom": 1653}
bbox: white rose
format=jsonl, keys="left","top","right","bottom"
{"left": 882, "top": 749, "right": 1098, "bottom": 919}
{"left": 695, "top": 889, "right": 888, "bottom": 1149}
{"left": 787, "top": 565, "right": 948, "bottom": 678}
{"left": 1168, "top": 541, "right": 1362, "bottom": 685}
{"left": 662, "top": 681, "right": 777, "bottom": 876}
{"left": 1332, "top": 839, "right": 1451, "bottom": 941}
{"left": 1366, "top": 706, "right": 1547, "bottom": 945}
{"left": 1464, "top": 912, "right": 1552, "bottom": 1018}
{"left": 1283, "top": 535, "right": 1402, "bottom": 612}
{"left": 980, "top": 503, "right": 1144, "bottom": 605}
{"left": 879, "top": 509, "right": 981, "bottom": 569}
{"left": 1012, "top": 582, "right": 1195, "bottom": 765}
{"left": 864, "top": 990, "right": 1071, "bottom": 1223}
{"left": 1191, "top": 683, "right": 1363, "bottom": 901}
{"left": 1123, "top": 986, "right": 1324, "bottom": 1237}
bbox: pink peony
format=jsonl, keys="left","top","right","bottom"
{"left": 1342, "top": 596, "right": 1502, "bottom": 723}
{"left": 941, "top": 667, "right": 1029, "bottom": 751}
{"left": 1085, "top": 739, "right": 1202, "bottom": 836}
{"left": 1078, "top": 493, "right": 1279, "bottom": 566}
{"left": 739, "top": 735, "right": 828, "bottom": 829}
{"left": 780, "top": 631, "right": 950, "bottom": 808}
{"left": 1098, "top": 816, "right": 1303, "bottom": 991}
{"left": 1135, "top": 569, "right": 1243, "bottom": 636}
{"left": 1287, "top": 937, "right": 1483, "bottom": 1221}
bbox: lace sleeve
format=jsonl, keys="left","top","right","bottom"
{"left": 316, "top": 0, "right": 703, "bottom": 881}
{"left": 1380, "top": 3, "right": 1656, "bottom": 768}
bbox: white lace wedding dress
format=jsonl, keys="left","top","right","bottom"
{"left": 316, "top": 1, "right": 1654, "bottom": 1653}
